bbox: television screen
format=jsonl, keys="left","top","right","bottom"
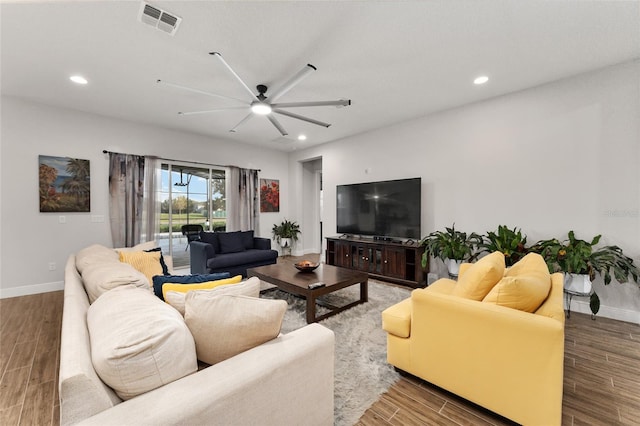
{"left": 336, "top": 177, "right": 421, "bottom": 239}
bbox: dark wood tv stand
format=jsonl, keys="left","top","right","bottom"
{"left": 325, "top": 236, "right": 426, "bottom": 288}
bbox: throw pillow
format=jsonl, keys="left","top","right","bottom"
{"left": 165, "top": 276, "right": 261, "bottom": 315}
{"left": 81, "top": 261, "right": 150, "bottom": 303}
{"left": 119, "top": 250, "right": 164, "bottom": 287}
{"left": 144, "top": 247, "right": 170, "bottom": 275}
{"left": 75, "top": 244, "right": 120, "bottom": 274}
{"left": 505, "top": 252, "right": 551, "bottom": 282}
{"left": 161, "top": 275, "right": 243, "bottom": 301}
{"left": 217, "top": 231, "right": 246, "bottom": 254}
{"left": 199, "top": 231, "right": 220, "bottom": 253}
{"left": 87, "top": 285, "right": 197, "bottom": 400}
{"left": 452, "top": 251, "right": 505, "bottom": 300}
{"left": 241, "top": 230, "right": 255, "bottom": 249}
{"left": 482, "top": 274, "right": 551, "bottom": 313}
{"left": 185, "top": 294, "right": 287, "bottom": 365}
{"left": 152, "top": 272, "right": 232, "bottom": 300}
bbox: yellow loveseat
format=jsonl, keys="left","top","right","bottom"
{"left": 382, "top": 252, "right": 565, "bottom": 426}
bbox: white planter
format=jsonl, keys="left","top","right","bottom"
{"left": 279, "top": 238, "right": 292, "bottom": 249}
{"left": 447, "top": 259, "right": 463, "bottom": 278}
{"left": 564, "top": 273, "right": 592, "bottom": 295}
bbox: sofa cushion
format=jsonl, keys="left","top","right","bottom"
{"left": 75, "top": 244, "right": 119, "bottom": 274}
{"left": 161, "top": 275, "right": 243, "bottom": 301}
{"left": 152, "top": 272, "right": 231, "bottom": 300}
{"left": 81, "top": 261, "right": 150, "bottom": 303}
{"left": 199, "top": 231, "right": 220, "bottom": 253}
{"left": 241, "top": 230, "right": 255, "bottom": 249}
{"left": 218, "top": 231, "right": 246, "bottom": 254}
{"left": 483, "top": 253, "right": 552, "bottom": 312}
{"left": 452, "top": 251, "right": 505, "bottom": 300}
{"left": 185, "top": 294, "right": 287, "bottom": 365}
{"left": 119, "top": 250, "right": 164, "bottom": 287}
{"left": 87, "top": 285, "right": 198, "bottom": 400}
{"left": 483, "top": 275, "right": 551, "bottom": 312}
{"left": 166, "top": 277, "right": 261, "bottom": 315}
{"left": 207, "top": 249, "right": 278, "bottom": 270}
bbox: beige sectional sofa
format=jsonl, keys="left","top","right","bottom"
{"left": 59, "top": 246, "right": 335, "bottom": 426}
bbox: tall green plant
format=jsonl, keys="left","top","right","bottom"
{"left": 419, "top": 223, "right": 482, "bottom": 269}
{"left": 480, "top": 225, "right": 528, "bottom": 266}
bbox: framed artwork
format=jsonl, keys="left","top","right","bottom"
{"left": 260, "top": 178, "right": 280, "bottom": 212}
{"left": 39, "top": 155, "right": 90, "bottom": 212}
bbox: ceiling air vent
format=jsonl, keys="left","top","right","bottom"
{"left": 138, "top": 2, "right": 181, "bottom": 36}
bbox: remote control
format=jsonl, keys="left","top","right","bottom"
{"left": 308, "top": 282, "right": 325, "bottom": 289}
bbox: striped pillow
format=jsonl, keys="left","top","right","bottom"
{"left": 119, "top": 250, "right": 164, "bottom": 287}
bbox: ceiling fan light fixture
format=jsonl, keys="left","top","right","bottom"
{"left": 251, "top": 102, "right": 272, "bottom": 115}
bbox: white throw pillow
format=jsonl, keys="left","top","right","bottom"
{"left": 81, "top": 261, "right": 150, "bottom": 303}
{"left": 165, "top": 277, "right": 261, "bottom": 316}
{"left": 75, "top": 244, "right": 119, "bottom": 274}
{"left": 185, "top": 294, "right": 287, "bottom": 365}
{"left": 87, "top": 285, "right": 198, "bottom": 400}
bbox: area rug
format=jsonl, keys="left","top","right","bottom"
{"left": 262, "top": 280, "right": 411, "bottom": 426}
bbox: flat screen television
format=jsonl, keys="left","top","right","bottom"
{"left": 336, "top": 177, "right": 421, "bottom": 239}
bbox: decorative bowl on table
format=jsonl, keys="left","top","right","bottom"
{"left": 294, "top": 261, "right": 320, "bottom": 272}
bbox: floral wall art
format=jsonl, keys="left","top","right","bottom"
{"left": 39, "top": 155, "right": 90, "bottom": 212}
{"left": 260, "top": 178, "right": 280, "bottom": 212}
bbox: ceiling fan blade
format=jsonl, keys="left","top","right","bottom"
{"left": 267, "top": 64, "right": 316, "bottom": 103}
{"left": 267, "top": 115, "right": 288, "bottom": 136}
{"left": 178, "top": 106, "right": 248, "bottom": 116}
{"left": 229, "top": 113, "right": 254, "bottom": 133}
{"left": 273, "top": 109, "right": 330, "bottom": 128}
{"left": 157, "top": 80, "right": 247, "bottom": 104}
{"left": 210, "top": 52, "right": 259, "bottom": 102}
{"left": 271, "top": 99, "right": 351, "bottom": 108}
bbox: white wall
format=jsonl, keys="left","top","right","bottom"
{"left": 290, "top": 61, "right": 640, "bottom": 323}
{"left": 0, "top": 97, "right": 290, "bottom": 297}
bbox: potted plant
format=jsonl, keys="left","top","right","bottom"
{"left": 479, "top": 225, "right": 528, "bottom": 266}
{"left": 271, "top": 219, "right": 301, "bottom": 250}
{"left": 531, "top": 231, "right": 640, "bottom": 316}
{"left": 420, "top": 223, "right": 482, "bottom": 277}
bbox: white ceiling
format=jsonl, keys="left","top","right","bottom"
{"left": 2, "top": 1, "right": 639, "bottom": 151}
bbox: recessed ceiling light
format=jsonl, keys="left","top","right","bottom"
{"left": 297, "top": 134, "right": 307, "bottom": 141}
{"left": 70, "top": 75, "right": 88, "bottom": 85}
{"left": 474, "top": 75, "right": 489, "bottom": 85}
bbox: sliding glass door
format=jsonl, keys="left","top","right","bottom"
{"left": 158, "top": 163, "right": 226, "bottom": 268}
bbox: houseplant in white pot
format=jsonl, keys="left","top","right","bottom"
{"left": 532, "top": 231, "right": 640, "bottom": 316}
{"left": 271, "top": 219, "right": 301, "bottom": 254}
{"left": 420, "top": 223, "right": 482, "bottom": 278}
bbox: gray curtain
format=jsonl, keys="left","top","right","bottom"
{"left": 141, "top": 156, "right": 160, "bottom": 243}
{"left": 226, "top": 166, "right": 259, "bottom": 233}
{"left": 109, "top": 153, "right": 145, "bottom": 247}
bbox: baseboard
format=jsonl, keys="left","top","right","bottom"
{"left": 567, "top": 299, "right": 640, "bottom": 324}
{"left": 0, "top": 281, "right": 64, "bottom": 299}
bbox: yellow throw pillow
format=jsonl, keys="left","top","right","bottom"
{"left": 161, "top": 275, "right": 242, "bottom": 301}
{"left": 452, "top": 251, "right": 505, "bottom": 300}
{"left": 483, "top": 274, "right": 551, "bottom": 312}
{"left": 119, "top": 250, "right": 163, "bottom": 287}
{"left": 505, "top": 252, "right": 550, "bottom": 281}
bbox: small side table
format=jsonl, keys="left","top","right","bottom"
{"left": 563, "top": 274, "right": 596, "bottom": 320}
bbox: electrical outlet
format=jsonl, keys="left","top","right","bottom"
{"left": 59, "top": 216, "right": 66, "bottom": 224}
{"left": 48, "top": 262, "right": 56, "bottom": 271}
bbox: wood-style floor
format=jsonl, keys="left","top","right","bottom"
{"left": 1, "top": 278, "right": 639, "bottom": 425}
{"left": 358, "top": 311, "right": 640, "bottom": 426}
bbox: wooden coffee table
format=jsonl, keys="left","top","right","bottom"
{"left": 248, "top": 263, "right": 368, "bottom": 324}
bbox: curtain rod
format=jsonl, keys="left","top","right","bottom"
{"left": 102, "top": 150, "right": 260, "bottom": 172}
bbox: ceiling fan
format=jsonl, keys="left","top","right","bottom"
{"left": 157, "top": 52, "right": 351, "bottom": 137}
